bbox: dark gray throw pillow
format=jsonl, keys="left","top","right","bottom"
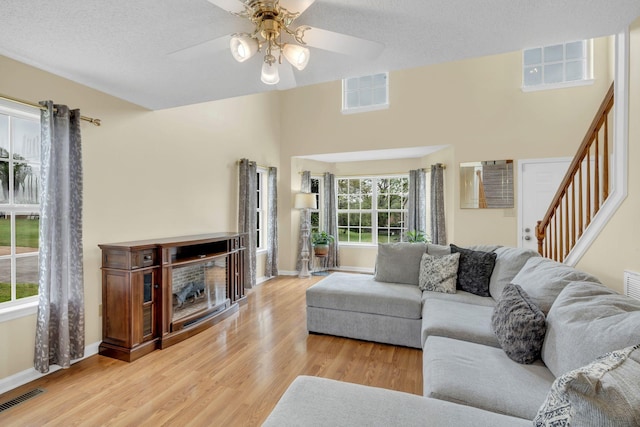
{"left": 491, "top": 284, "right": 546, "bottom": 364}
{"left": 449, "top": 244, "right": 496, "bottom": 296}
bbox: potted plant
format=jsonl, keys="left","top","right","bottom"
{"left": 405, "top": 230, "right": 430, "bottom": 243}
{"left": 311, "top": 231, "right": 335, "bottom": 257}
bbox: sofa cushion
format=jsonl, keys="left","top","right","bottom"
{"left": 511, "top": 257, "right": 600, "bottom": 314}
{"left": 489, "top": 247, "right": 540, "bottom": 299}
{"left": 306, "top": 272, "right": 422, "bottom": 320}
{"left": 418, "top": 253, "right": 460, "bottom": 293}
{"left": 426, "top": 243, "right": 451, "bottom": 256}
{"left": 263, "top": 376, "right": 531, "bottom": 427}
{"left": 422, "top": 289, "right": 496, "bottom": 307}
{"left": 534, "top": 344, "right": 640, "bottom": 427}
{"left": 541, "top": 281, "right": 640, "bottom": 377}
{"left": 374, "top": 242, "right": 427, "bottom": 286}
{"left": 423, "top": 336, "right": 555, "bottom": 420}
{"left": 491, "top": 284, "right": 546, "bottom": 364}
{"left": 450, "top": 244, "right": 497, "bottom": 297}
{"left": 421, "top": 298, "right": 499, "bottom": 348}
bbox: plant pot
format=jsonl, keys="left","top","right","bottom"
{"left": 313, "top": 244, "right": 329, "bottom": 257}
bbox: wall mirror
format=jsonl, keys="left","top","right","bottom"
{"left": 460, "top": 160, "right": 514, "bottom": 209}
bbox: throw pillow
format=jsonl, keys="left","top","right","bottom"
{"left": 426, "top": 243, "right": 451, "bottom": 256}
{"left": 373, "top": 242, "right": 427, "bottom": 286}
{"left": 418, "top": 253, "right": 460, "bottom": 293}
{"left": 541, "top": 281, "right": 640, "bottom": 378}
{"left": 450, "top": 244, "right": 497, "bottom": 296}
{"left": 511, "top": 256, "right": 601, "bottom": 314}
{"left": 491, "top": 284, "right": 546, "bottom": 364}
{"left": 534, "top": 344, "right": 640, "bottom": 427}
{"left": 488, "top": 247, "right": 540, "bottom": 299}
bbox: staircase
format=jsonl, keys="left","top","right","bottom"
{"left": 535, "top": 82, "right": 615, "bottom": 262}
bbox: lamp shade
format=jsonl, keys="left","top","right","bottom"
{"left": 230, "top": 35, "right": 259, "bottom": 62}
{"left": 261, "top": 61, "right": 280, "bottom": 85}
{"left": 294, "top": 193, "right": 317, "bottom": 210}
{"left": 283, "top": 44, "right": 310, "bottom": 70}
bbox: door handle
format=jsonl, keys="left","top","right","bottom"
{"left": 524, "top": 236, "right": 531, "bottom": 241}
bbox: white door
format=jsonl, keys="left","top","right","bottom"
{"left": 518, "top": 158, "right": 571, "bottom": 250}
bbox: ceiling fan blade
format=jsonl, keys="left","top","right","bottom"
{"left": 206, "top": 0, "right": 249, "bottom": 15}
{"left": 167, "top": 35, "right": 230, "bottom": 61}
{"left": 277, "top": 62, "right": 297, "bottom": 90}
{"left": 279, "top": 0, "right": 316, "bottom": 15}
{"left": 301, "top": 26, "right": 384, "bottom": 60}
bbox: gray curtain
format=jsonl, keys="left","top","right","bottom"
{"left": 323, "top": 172, "right": 339, "bottom": 268}
{"left": 295, "top": 171, "right": 311, "bottom": 272}
{"left": 238, "top": 159, "right": 257, "bottom": 289}
{"left": 430, "top": 163, "right": 447, "bottom": 245}
{"left": 34, "top": 101, "right": 85, "bottom": 373}
{"left": 407, "top": 169, "right": 427, "bottom": 236}
{"left": 265, "top": 167, "right": 278, "bottom": 278}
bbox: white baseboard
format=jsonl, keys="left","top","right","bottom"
{"left": 0, "top": 341, "right": 100, "bottom": 395}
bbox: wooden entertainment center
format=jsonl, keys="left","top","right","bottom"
{"left": 98, "top": 233, "right": 246, "bottom": 362}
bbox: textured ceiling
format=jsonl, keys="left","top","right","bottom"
{"left": 1, "top": 0, "right": 639, "bottom": 110}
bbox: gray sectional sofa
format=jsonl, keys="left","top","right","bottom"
{"left": 264, "top": 243, "right": 640, "bottom": 426}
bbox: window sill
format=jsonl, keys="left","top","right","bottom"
{"left": 521, "top": 79, "right": 595, "bottom": 92}
{"left": 341, "top": 103, "right": 389, "bottom": 115}
{"left": 0, "top": 300, "right": 38, "bottom": 322}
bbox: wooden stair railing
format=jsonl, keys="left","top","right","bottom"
{"left": 536, "top": 82, "right": 614, "bottom": 262}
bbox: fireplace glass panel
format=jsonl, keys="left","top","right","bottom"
{"left": 170, "top": 256, "right": 228, "bottom": 329}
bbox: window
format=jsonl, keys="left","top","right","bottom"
{"left": 337, "top": 176, "right": 408, "bottom": 244}
{"left": 309, "top": 177, "right": 323, "bottom": 235}
{"left": 256, "top": 169, "right": 265, "bottom": 250}
{"left": 0, "top": 101, "right": 41, "bottom": 309}
{"left": 342, "top": 73, "right": 389, "bottom": 114}
{"left": 522, "top": 40, "right": 592, "bottom": 91}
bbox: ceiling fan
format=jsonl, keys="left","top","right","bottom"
{"left": 171, "top": 0, "right": 384, "bottom": 87}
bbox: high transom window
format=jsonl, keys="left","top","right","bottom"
{"left": 522, "top": 40, "right": 592, "bottom": 91}
{"left": 342, "top": 73, "right": 389, "bottom": 114}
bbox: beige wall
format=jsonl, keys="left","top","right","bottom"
{"left": 1, "top": 24, "right": 637, "bottom": 385}
{"left": 279, "top": 37, "right": 614, "bottom": 272}
{"left": 0, "top": 55, "right": 281, "bottom": 380}
{"left": 576, "top": 21, "right": 640, "bottom": 292}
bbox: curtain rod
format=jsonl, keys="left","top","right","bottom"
{"left": 0, "top": 93, "right": 101, "bottom": 126}
{"left": 236, "top": 160, "right": 272, "bottom": 170}
{"left": 298, "top": 165, "right": 446, "bottom": 176}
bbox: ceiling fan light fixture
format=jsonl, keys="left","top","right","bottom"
{"left": 230, "top": 35, "right": 259, "bottom": 62}
{"left": 261, "top": 61, "right": 280, "bottom": 85}
{"left": 283, "top": 44, "right": 310, "bottom": 70}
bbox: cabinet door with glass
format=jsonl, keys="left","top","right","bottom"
{"left": 132, "top": 268, "right": 158, "bottom": 344}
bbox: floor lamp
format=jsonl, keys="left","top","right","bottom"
{"left": 295, "top": 192, "right": 317, "bottom": 278}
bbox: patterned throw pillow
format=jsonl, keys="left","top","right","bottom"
{"left": 418, "top": 253, "right": 460, "bottom": 293}
{"left": 534, "top": 344, "right": 640, "bottom": 427}
{"left": 491, "top": 284, "right": 546, "bottom": 364}
{"left": 450, "top": 244, "right": 497, "bottom": 296}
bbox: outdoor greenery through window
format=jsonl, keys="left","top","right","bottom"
{"left": 337, "top": 176, "right": 408, "bottom": 244}
{"left": 309, "top": 177, "right": 322, "bottom": 235}
{"left": 0, "top": 102, "right": 41, "bottom": 305}
{"left": 256, "top": 169, "right": 264, "bottom": 250}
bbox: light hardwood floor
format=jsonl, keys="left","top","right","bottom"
{"left": 0, "top": 274, "right": 423, "bottom": 426}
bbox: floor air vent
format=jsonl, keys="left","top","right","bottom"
{"left": 0, "top": 388, "right": 45, "bottom": 413}
{"left": 624, "top": 270, "right": 640, "bottom": 301}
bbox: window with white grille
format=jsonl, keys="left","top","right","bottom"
{"left": 522, "top": 40, "right": 593, "bottom": 91}
{"left": 342, "top": 73, "right": 389, "bottom": 114}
